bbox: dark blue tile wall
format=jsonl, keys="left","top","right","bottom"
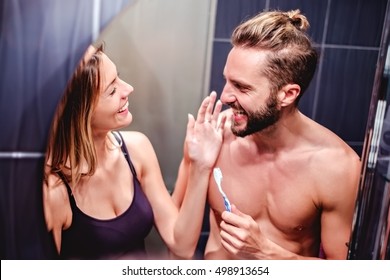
{"left": 214, "top": 0, "right": 267, "bottom": 38}
{"left": 210, "top": 41, "right": 233, "bottom": 94}
{"left": 327, "top": 0, "right": 387, "bottom": 47}
{"left": 269, "top": 0, "right": 328, "bottom": 43}
{"left": 297, "top": 68, "right": 319, "bottom": 119}
{"left": 317, "top": 48, "right": 378, "bottom": 142}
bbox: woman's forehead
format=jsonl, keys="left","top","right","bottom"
{"left": 100, "top": 53, "right": 117, "bottom": 89}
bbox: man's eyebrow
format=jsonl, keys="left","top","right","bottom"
{"left": 230, "top": 77, "right": 251, "bottom": 89}
{"left": 223, "top": 73, "right": 249, "bottom": 87}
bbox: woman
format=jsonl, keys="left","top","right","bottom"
{"left": 43, "top": 45, "right": 226, "bottom": 259}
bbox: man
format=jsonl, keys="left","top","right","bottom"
{"left": 173, "top": 9, "right": 361, "bottom": 259}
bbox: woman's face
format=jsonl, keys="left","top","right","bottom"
{"left": 91, "top": 52, "right": 134, "bottom": 134}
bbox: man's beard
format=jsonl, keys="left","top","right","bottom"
{"left": 230, "top": 94, "right": 281, "bottom": 137}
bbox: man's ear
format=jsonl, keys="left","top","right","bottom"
{"left": 278, "top": 84, "right": 301, "bottom": 107}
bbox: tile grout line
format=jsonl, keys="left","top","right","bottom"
{"left": 0, "top": 152, "right": 45, "bottom": 158}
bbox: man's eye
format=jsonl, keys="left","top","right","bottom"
{"left": 234, "top": 83, "right": 244, "bottom": 91}
{"left": 236, "top": 84, "right": 250, "bottom": 93}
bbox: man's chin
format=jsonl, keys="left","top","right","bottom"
{"left": 231, "top": 125, "right": 249, "bottom": 138}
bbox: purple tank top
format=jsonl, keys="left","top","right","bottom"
{"left": 60, "top": 132, "right": 154, "bottom": 259}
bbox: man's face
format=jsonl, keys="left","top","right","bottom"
{"left": 220, "top": 47, "right": 281, "bottom": 137}
{"left": 229, "top": 91, "right": 280, "bottom": 137}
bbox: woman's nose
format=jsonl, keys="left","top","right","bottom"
{"left": 120, "top": 79, "right": 134, "bottom": 97}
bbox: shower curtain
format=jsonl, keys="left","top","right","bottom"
{"left": 0, "top": 0, "right": 131, "bottom": 259}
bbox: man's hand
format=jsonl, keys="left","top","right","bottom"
{"left": 220, "top": 204, "right": 269, "bottom": 259}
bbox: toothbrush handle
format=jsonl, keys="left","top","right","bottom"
{"left": 224, "top": 198, "right": 231, "bottom": 212}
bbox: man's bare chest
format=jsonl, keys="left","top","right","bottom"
{"left": 208, "top": 159, "right": 320, "bottom": 235}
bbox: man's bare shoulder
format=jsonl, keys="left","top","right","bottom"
{"left": 307, "top": 118, "right": 360, "bottom": 165}
{"left": 312, "top": 142, "right": 361, "bottom": 185}
{"left": 304, "top": 119, "right": 361, "bottom": 195}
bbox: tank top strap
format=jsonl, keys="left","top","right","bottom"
{"left": 56, "top": 171, "right": 76, "bottom": 205}
{"left": 112, "top": 131, "right": 138, "bottom": 178}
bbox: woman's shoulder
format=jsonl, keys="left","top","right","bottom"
{"left": 117, "top": 131, "right": 159, "bottom": 178}
{"left": 43, "top": 170, "right": 72, "bottom": 232}
{"left": 118, "top": 130, "right": 152, "bottom": 148}
{"left": 44, "top": 171, "right": 69, "bottom": 203}
{"left": 118, "top": 131, "right": 157, "bottom": 162}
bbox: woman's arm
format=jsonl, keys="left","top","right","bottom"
{"left": 171, "top": 158, "right": 189, "bottom": 208}
{"left": 125, "top": 92, "right": 225, "bottom": 258}
{"left": 42, "top": 173, "right": 72, "bottom": 255}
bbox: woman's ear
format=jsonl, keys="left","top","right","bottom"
{"left": 278, "top": 84, "right": 301, "bottom": 107}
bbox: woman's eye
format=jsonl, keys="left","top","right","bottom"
{"left": 109, "top": 87, "right": 117, "bottom": 96}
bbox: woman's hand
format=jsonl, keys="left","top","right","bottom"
{"left": 185, "top": 91, "right": 226, "bottom": 170}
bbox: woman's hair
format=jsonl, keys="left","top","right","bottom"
{"left": 45, "top": 45, "right": 104, "bottom": 186}
{"left": 232, "top": 9, "right": 318, "bottom": 103}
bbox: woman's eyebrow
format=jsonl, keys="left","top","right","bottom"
{"left": 104, "top": 72, "right": 119, "bottom": 92}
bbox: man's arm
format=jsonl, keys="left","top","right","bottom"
{"left": 319, "top": 154, "right": 361, "bottom": 259}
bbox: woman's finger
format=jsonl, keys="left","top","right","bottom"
{"left": 205, "top": 91, "right": 217, "bottom": 123}
{"left": 196, "top": 96, "right": 210, "bottom": 124}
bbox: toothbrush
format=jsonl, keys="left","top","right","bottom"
{"left": 213, "top": 167, "right": 231, "bottom": 212}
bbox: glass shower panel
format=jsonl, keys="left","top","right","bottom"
{"left": 347, "top": 3, "right": 390, "bottom": 260}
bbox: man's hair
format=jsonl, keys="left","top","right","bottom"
{"left": 232, "top": 9, "right": 318, "bottom": 104}
{"left": 46, "top": 44, "right": 104, "bottom": 186}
